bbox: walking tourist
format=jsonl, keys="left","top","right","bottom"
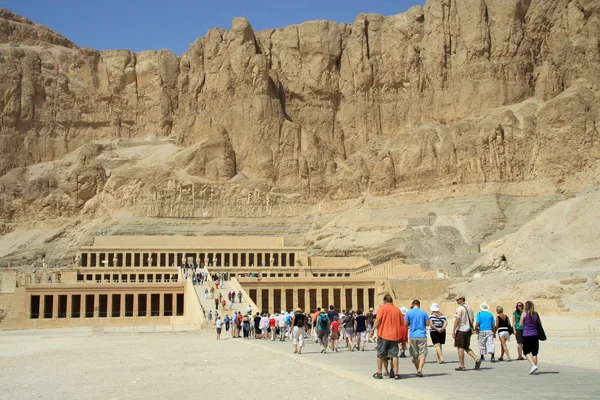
{"left": 372, "top": 294, "right": 402, "bottom": 380}
{"left": 513, "top": 302, "right": 525, "bottom": 360}
{"left": 405, "top": 300, "right": 430, "bottom": 377}
{"left": 520, "top": 300, "right": 542, "bottom": 375}
{"left": 366, "top": 307, "right": 375, "bottom": 342}
{"left": 475, "top": 302, "right": 496, "bottom": 362}
{"left": 494, "top": 306, "right": 512, "bottom": 361}
{"left": 224, "top": 314, "right": 230, "bottom": 331}
{"left": 291, "top": 308, "right": 306, "bottom": 354}
{"left": 317, "top": 308, "right": 330, "bottom": 353}
{"left": 238, "top": 291, "right": 242, "bottom": 302}
{"left": 453, "top": 295, "right": 481, "bottom": 371}
{"left": 330, "top": 315, "right": 340, "bottom": 352}
{"left": 215, "top": 297, "right": 219, "bottom": 310}
{"left": 312, "top": 307, "right": 322, "bottom": 343}
{"left": 242, "top": 313, "right": 250, "bottom": 339}
{"left": 277, "top": 312, "right": 287, "bottom": 341}
{"left": 269, "top": 314, "right": 277, "bottom": 341}
{"left": 343, "top": 311, "right": 356, "bottom": 351}
{"left": 204, "top": 288, "right": 209, "bottom": 299}
{"left": 355, "top": 310, "right": 367, "bottom": 351}
{"left": 399, "top": 306, "right": 408, "bottom": 358}
{"left": 216, "top": 316, "right": 223, "bottom": 340}
{"left": 429, "top": 303, "right": 447, "bottom": 364}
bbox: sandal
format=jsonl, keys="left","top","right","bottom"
{"left": 394, "top": 374, "right": 401, "bottom": 380}
{"left": 455, "top": 367, "right": 467, "bottom": 371}
{"left": 372, "top": 372, "right": 383, "bottom": 379}
{"left": 383, "top": 372, "right": 390, "bottom": 377}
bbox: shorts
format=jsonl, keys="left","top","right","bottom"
{"left": 430, "top": 330, "right": 446, "bottom": 345}
{"left": 367, "top": 324, "right": 373, "bottom": 333}
{"left": 516, "top": 330, "right": 524, "bottom": 344}
{"left": 357, "top": 331, "right": 367, "bottom": 342}
{"left": 216, "top": 328, "right": 222, "bottom": 334}
{"left": 523, "top": 335, "right": 539, "bottom": 356}
{"left": 498, "top": 331, "right": 510, "bottom": 341}
{"left": 331, "top": 331, "right": 340, "bottom": 340}
{"left": 377, "top": 338, "right": 399, "bottom": 359}
{"left": 345, "top": 329, "right": 355, "bottom": 338}
{"left": 454, "top": 330, "right": 472, "bottom": 350}
{"left": 409, "top": 338, "right": 428, "bottom": 358}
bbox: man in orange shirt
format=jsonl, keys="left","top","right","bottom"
{"left": 312, "top": 307, "right": 322, "bottom": 343}
{"left": 373, "top": 294, "right": 403, "bottom": 380}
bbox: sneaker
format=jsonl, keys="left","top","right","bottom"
{"left": 491, "top": 356, "right": 496, "bottom": 363}
{"left": 480, "top": 355, "right": 485, "bottom": 362}
{"left": 399, "top": 352, "right": 406, "bottom": 358}
{"left": 529, "top": 365, "right": 538, "bottom": 375}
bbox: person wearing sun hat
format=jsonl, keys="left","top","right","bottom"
{"left": 453, "top": 294, "right": 480, "bottom": 371}
{"left": 429, "top": 302, "right": 448, "bottom": 364}
{"left": 290, "top": 307, "right": 306, "bottom": 354}
{"left": 475, "top": 302, "right": 496, "bottom": 362}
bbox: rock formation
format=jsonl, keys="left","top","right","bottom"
{"left": 0, "top": 0, "right": 599, "bottom": 294}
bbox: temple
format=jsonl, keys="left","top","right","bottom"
{"left": 0, "top": 236, "right": 446, "bottom": 330}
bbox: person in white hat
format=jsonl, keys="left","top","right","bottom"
{"left": 429, "top": 303, "right": 448, "bottom": 363}
{"left": 475, "top": 302, "right": 496, "bottom": 362}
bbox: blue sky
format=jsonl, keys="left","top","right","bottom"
{"left": 4, "top": 0, "right": 425, "bottom": 55}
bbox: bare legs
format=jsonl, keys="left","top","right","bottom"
{"left": 458, "top": 348, "right": 478, "bottom": 368}
{"left": 499, "top": 336, "right": 511, "bottom": 360}
{"left": 434, "top": 343, "right": 444, "bottom": 363}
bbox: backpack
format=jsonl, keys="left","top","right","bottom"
{"left": 319, "top": 314, "right": 329, "bottom": 329}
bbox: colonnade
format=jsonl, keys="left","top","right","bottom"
{"left": 249, "top": 286, "right": 376, "bottom": 314}
{"left": 79, "top": 251, "right": 297, "bottom": 268}
{"left": 29, "top": 292, "right": 184, "bottom": 319}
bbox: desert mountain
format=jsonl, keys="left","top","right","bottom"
{"left": 0, "top": 1, "right": 599, "bottom": 307}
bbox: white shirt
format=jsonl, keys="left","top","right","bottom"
{"left": 216, "top": 319, "right": 223, "bottom": 328}
{"left": 455, "top": 304, "right": 474, "bottom": 332}
{"left": 277, "top": 314, "right": 287, "bottom": 327}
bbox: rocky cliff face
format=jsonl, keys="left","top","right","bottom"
{"left": 0, "top": 0, "right": 599, "bottom": 267}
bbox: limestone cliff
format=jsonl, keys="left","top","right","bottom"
{"left": 0, "top": 1, "right": 599, "bottom": 271}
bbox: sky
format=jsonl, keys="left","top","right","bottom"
{"left": 3, "top": 0, "right": 425, "bottom": 55}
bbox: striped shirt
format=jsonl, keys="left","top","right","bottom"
{"left": 429, "top": 313, "right": 447, "bottom": 331}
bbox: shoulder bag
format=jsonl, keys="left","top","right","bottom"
{"left": 536, "top": 313, "right": 547, "bottom": 341}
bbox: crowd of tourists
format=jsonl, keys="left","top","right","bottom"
{"left": 211, "top": 294, "right": 545, "bottom": 377}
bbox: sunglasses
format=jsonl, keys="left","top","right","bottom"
{"left": 517, "top": 304, "right": 523, "bottom": 307}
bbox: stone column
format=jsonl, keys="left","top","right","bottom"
{"left": 51, "top": 295, "right": 58, "bottom": 319}
{"left": 172, "top": 293, "right": 177, "bottom": 316}
{"left": 93, "top": 294, "right": 99, "bottom": 318}
{"left": 146, "top": 293, "right": 151, "bottom": 317}
{"left": 257, "top": 289, "right": 263, "bottom": 312}
{"left": 159, "top": 293, "right": 164, "bottom": 317}
{"left": 268, "top": 288, "right": 274, "bottom": 314}
{"left": 120, "top": 294, "right": 126, "bottom": 318}
{"left": 39, "top": 295, "right": 46, "bottom": 319}
{"left": 66, "top": 295, "right": 72, "bottom": 319}
{"left": 363, "top": 289, "right": 369, "bottom": 312}
{"left": 329, "top": 288, "right": 335, "bottom": 309}
{"left": 316, "top": 288, "right": 323, "bottom": 309}
{"left": 292, "top": 288, "right": 298, "bottom": 311}
{"left": 133, "top": 294, "right": 139, "bottom": 317}
{"left": 95, "top": 252, "right": 100, "bottom": 267}
{"left": 81, "top": 294, "right": 87, "bottom": 318}
{"left": 304, "top": 291, "right": 310, "bottom": 315}
{"left": 351, "top": 287, "right": 357, "bottom": 311}
{"left": 341, "top": 288, "right": 346, "bottom": 312}
{"left": 107, "top": 294, "right": 113, "bottom": 318}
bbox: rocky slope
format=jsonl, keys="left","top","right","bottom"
{"left": 0, "top": 0, "right": 599, "bottom": 290}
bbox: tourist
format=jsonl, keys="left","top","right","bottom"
{"left": 216, "top": 316, "right": 223, "bottom": 340}
{"left": 269, "top": 314, "right": 277, "bottom": 341}
{"left": 513, "top": 302, "right": 525, "bottom": 360}
{"left": 277, "top": 312, "right": 287, "bottom": 341}
{"left": 208, "top": 310, "right": 213, "bottom": 323}
{"left": 317, "top": 308, "right": 330, "bottom": 353}
{"left": 330, "top": 315, "right": 340, "bottom": 352}
{"left": 343, "top": 311, "right": 356, "bottom": 351}
{"left": 238, "top": 291, "right": 242, "bottom": 303}
{"left": 291, "top": 308, "right": 306, "bottom": 354}
{"left": 204, "top": 288, "right": 209, "bottom": 299}
{"left": 312, "top": 307, "right": 322, "bottom": 343}
{"left": 520, "top": 300, "right": 541, "bottom": 374}
{"left": 405, "top": 300, "right": 430, "bottom": 377}
{"left": 260, "top": 313, "right": 270, "bottom": 340}
{"left": 327, "top": 305, "right": 338, "bottom": 322}
{"left": 231, "top": 290, "right": 235, "bottom": 303}
{"left": 247, "top": 305, "right": 252, "bottom": 315}
{"left": 355, "top": 310, "right": 367, "bottom": 351}
{"left": 242, "top": 313, "right": 250, "bottom": 339}
{"left": 224, "top": 314, "right": 231, "bottom": 332}
{"left": 215, "top": 298, "right": 219, "bottom": 310}
{"left": 495, "top": 306, "right": 512, "bottom": 361}
{"left": 373, "top": 294, "right": 402, "bottom": 380}
{"left": 399, "top": 307, "right": 408, "bottom": 358}
{"left": 429, "top": 302, "right": 447, "bottom": 364}
{"left": 475, "top": 302, "right": 496, "bottom": 362}
{"left": 232, "top": 312, "right": 239, "bottom": 337}
{"left": 366, "top": 307, "right": 375, "bottom": 342}
{"left": 254, "top": 312, "right": 262, "bottom": 339}
{"left": 453, "top": 295, "right": 481, "bottom": 371}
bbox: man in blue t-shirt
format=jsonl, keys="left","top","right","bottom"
{"left": 475, "top": 302, "right": 496, "bottom": 362}
{"left": 404, "top": 299, "right": 430, "bottom": 377}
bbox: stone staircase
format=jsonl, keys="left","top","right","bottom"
{"left": 194, "top": 281, "right": 251, "bottom": 321}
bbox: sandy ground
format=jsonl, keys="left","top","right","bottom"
{"left": 0, "top": 315, "right": 598, "bottom": 400}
